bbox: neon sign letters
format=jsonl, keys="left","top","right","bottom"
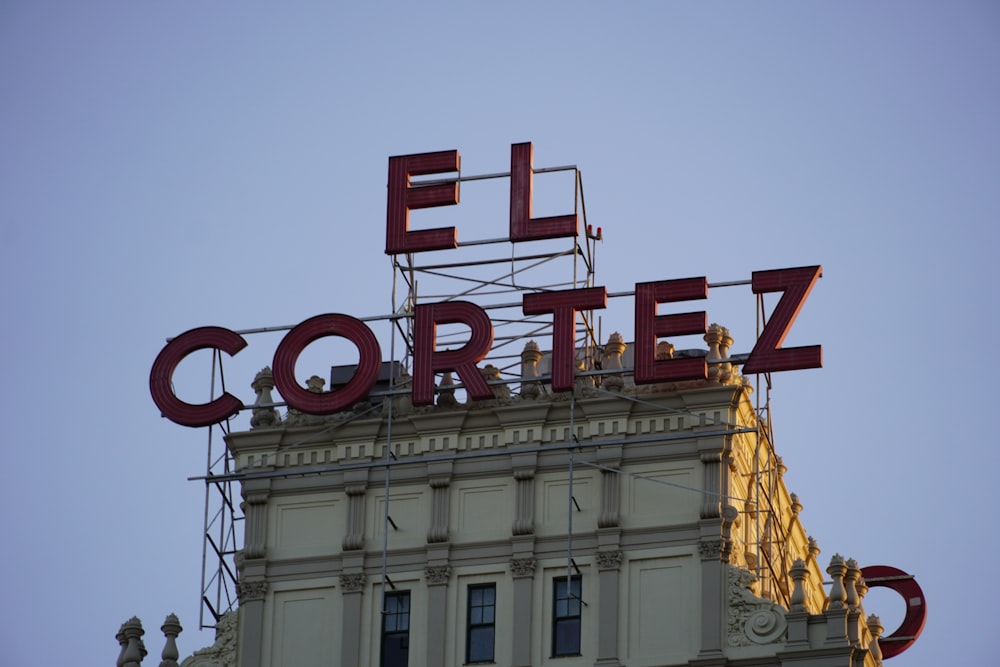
{"left": 150, "top": 143, "right": 822, "bottom": 427}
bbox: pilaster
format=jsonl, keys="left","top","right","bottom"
{"left": 339, "top": 573, "right": 367, "bottom": 667}
{"left": 510, "top": 557, "right": 536, "bottom": 667}
{"left": 236, "top": 579, "right": 267, "bottom": 667}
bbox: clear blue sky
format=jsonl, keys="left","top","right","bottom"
{"left": 1, "top": 2, "right": 997, "bottom": 665}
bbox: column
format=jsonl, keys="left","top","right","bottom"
{"left": 510, "top": 558, "right": 536, "bottom": 667}
{"left": 339, "top": 573, "right": 367, "bottom": 667}
{"left": 595, "top": 550, "right": 623, "bottom": 667}
{"left": 425, "top": 565, "right": 451, "bottom": 667}
{"left": 237, "top": 579, "right": 268, "bottom": 667}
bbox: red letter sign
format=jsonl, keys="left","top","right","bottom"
{"left": 149, "top": 326, "right": 247, "bottom": 427}
{"left": 272, "top": 314, "right": 382, "bottom": 414}
{"left": 860, "top": 565, "right": 927, "bottom": 659}
{"left": 634, "top": 278, "right": 709, "bottom": 384}
{"left": 742, "top": 265, "right": 822, "bottom": 374}
{"left": 386, "top": 150, "right": 461, "bottom": 254}
{"left": 509, "top": 142, "right": 578, "bottom": 242}
{"left": 522, "top": 287, "right": 607, "bottom": 392}
{"left": 412, "top": 301, "right": 495, "bottom": 406}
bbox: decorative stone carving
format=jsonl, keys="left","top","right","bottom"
{"left": 719, "top": 325, "right": 735, "bottom": 383}
{"left": 160, "top": 614, "right": 182, "bottom": 667}
{"left": 827, "top": 554, "right": 847, "bottom": 610}
{"left": 519, "top": 341, "right": 542, "bottom": 400}
{"left": 602, "top": 333, "right": 626, "bottom": 392}
{"left": 237, "top": 579, "right": 267, "bottom": 603}
{"left": 705, "top": 323, "right": 723, "bottom": 383}
{"left": 698, "top": 538, "right": 731, "bottom": 561}
{"left": 471, "top": 364, "right": 511, "bottom": 408}
{"left": 726, "top": 566, "right": 788, "bottom": 647}
{"left": 118, "top": 616, "right": 145, "bottom": 667}
{"left": 242, "top": 491, "right": 268, "bottom": 560}
{"left": 790, "top": 493, "right": 802, "bottom": 516}
{"left": 844, "top": 558, "right": 860, "bottom": 609}
{"left": 343, "top": 484, "right": 366, "bottom": 551}
{"left": 427, "top": 476, "right": 451, "bottom": 544}
{"left": 807, "top": 536, "right": 821, "bottom": 562}
{"left": 425, "top": 565, "right": 451, "bottom": 585}
{"left": 788, "top": 558, "right": 810, "bottom": 613}
{"left": 250, "top": 367, "right": 281, "bottom": 429}
{"left": 512, "top": 470, "right": 535, "bottom": 536}
{"left": 437, "top": 371, "right": 458, "bottom": 408}
{"left": 509, "top": 558, "right": 536, "bottom": 578}
{"left": 181, "top": 611, "right": 237, "bottom": 667}
{"left": 339, "top": 572, "right": 367, "bottom": 593}
{"left": 391, "top": 370, "right": 413, "bottom": 415}
{"left": 285, "top": 376, "right": 329, "bottom": 427}
{"left": 596, "top": 550, "right": 623, "bottom": 571}
{"left": 867, "top": 614, "right": 884, "bottom": 664}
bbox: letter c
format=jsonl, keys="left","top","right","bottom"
{"left": 860, "top": 565, "right": 927, "bottom": 659}
{"left": 149, "top": 327, "right": 247, "bottom": 427}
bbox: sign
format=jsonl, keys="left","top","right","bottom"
{"left": 150, "top": 142, "right": 823, "bottom": 427}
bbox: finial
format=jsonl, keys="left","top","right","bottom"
{"left": 789, "top": 558, "right": 810, "bottom": 612}
{"left": 844, "top": 558, "right": 860, "bottom": 609}
{"left": 520, "top": 340, "right": 542, "bottom": 400}
{"left": 250, "top": 367, "right": 281, "bottom": 429}
{"left": 602, "top": 332, "right": 626, "bottom": 392}
{"left": 827, "top": 554, "right": 847, "bottom": 610}
{"left": 656, "top": 340, "right": 674, "bottom": 360}
{"left": 122, "top": 617, "right": 145, "bottom": 667}
{"left": 867, "top": 614, "right": 884, "bottom": 664}
{"left": 790, "top": 493, "right": 802, "bottom": 516}
{"left": 705, "top": 323, "right": 723, "bottom": 382}
{"left": 437, "top": 370, "right": 458, "bottom": 407}
{"left": 159, "top": 614, "right": 183, "bottom": 667}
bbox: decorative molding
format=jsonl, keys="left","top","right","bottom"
{"left": 181, "top": 611, "right": 238, "bottom": 667}
{"left": 424, "top": 565, "right": 451, "bottom": 585}
{"left": 236, "top": 579, "right": 267, "bottom": 603}
{"left": 699, "top": 539, "right": 732, "bottom": 561}
{"left": 509, "top": 558, "right": 536, "bottom": 578}
{"left": 725, "top": 565, "right": 787, "bottom": 647}
{"left": 339, "top": 573, "right": 367, "bottom": 593}
{"left": 596, "top": 550, "right": 623, "bottom": 571}
{"left": 699, "top": 540, "right": 720, "bottom": 559}
{"left": 244, "top": 491, "right": 269, "bottom": 505}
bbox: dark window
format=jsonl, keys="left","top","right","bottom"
{"left": 466, "top": 584, "right": 496, "bottom": 663}
{"left": 552, "top": 576, "right": 582, "bottom": 656}
{"left": 381, "top": 591, "right": 410, "bottom": 667}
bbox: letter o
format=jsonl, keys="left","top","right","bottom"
{"left": 273, "top": 314, "right": 382, "bottom": 414}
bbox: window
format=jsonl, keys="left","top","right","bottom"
{"left": 552, "top": 576, "right": 582, "bottom": 656}
{"left": 466, "top": 584, "right": 496, "bottom": 663}
{"left": 381, "top": 591, "right": 410, "bottom": 667}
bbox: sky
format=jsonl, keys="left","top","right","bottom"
{"left": 1, "top": 2, "right": 998, "bottom": 665}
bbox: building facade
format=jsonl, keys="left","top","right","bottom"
{"left": 155, "top": 330, "right": 890, "bottom": 667}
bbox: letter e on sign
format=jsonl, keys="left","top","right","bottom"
{"left": 386, "top": 150, "right": 461, "bottom": 254}
{"left": 633, "top": 278, "right": 709, "bottom": 384}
